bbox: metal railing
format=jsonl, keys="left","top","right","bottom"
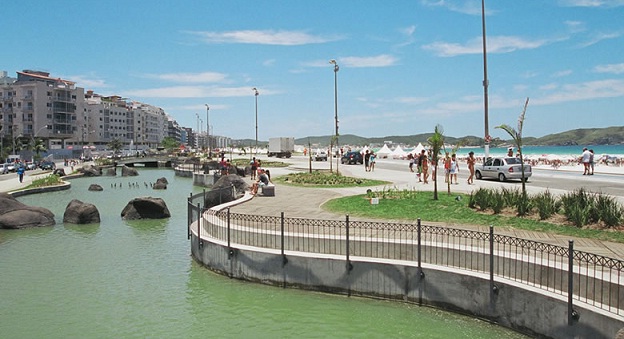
{"left": 188, "top": 196, "right": 624, "bottom": 319}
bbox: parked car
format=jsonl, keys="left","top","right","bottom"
{"left": 311, "top": 150, "right": 328, "bottom": 161}
{"left": 25, "top": 162, "right": 37, "bottom": 170}
{"left": 6, "top": 163, "right": 16, "bottom": 172}
{"left": 475, "top": 157, "right": 532, "bottom": 182}
{"left": 341, "top": 151, "right": 363, "bottom": 165}
{"left": 39, "top": 161, "right": 56, "bottom": 170}
{"left": 0, "top": 163, "right": 10, "bottom": 174}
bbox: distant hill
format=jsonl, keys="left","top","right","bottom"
{"left": 232, "top": 126, "right": 624, "bottom": 147}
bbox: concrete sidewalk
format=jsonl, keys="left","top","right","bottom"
{"left": 229, "top": 157, "right": 624, "bottom": 261}
{"left": 3, "top": 156, "right": 624, "bottom": 260}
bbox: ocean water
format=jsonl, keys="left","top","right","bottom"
{"left": 452, "top": 145, "right": 624, "bottom": 158}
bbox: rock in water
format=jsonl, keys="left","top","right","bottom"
{"left": 88, "top": 184, "right": 104, "bottom": 191}
{"left": 63, "top": 199, "right": 101, "bottom": 224}
{"left": 0, "top": 193, "right": 55, "bottom": 229}
{"left": 121, "top": 165, "right": 139, "bottom": 177}
{"left": 121, "top": 197, "right": 171, "bottom": 220}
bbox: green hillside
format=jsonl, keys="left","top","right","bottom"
{"left": 232, "top": 126, "right": 624, "bottom": 147}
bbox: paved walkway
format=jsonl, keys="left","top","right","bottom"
{"left": 3, "top": 157, "right": 624, "bottom": 260}
{"left": 228, "top": 156, "right": 624, "bottom": 261}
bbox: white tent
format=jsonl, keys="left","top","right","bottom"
{"left": 390, "top": 146, "right": 408, "bottom": 159}
{"left": 375, "top": 144, "right": 392, "bottom": 158}
{"left": 410, "top": 143, "right": 425, "bottom": 157}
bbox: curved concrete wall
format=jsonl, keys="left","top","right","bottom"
{"left": 191, "top": 232, "right": 624, "bottom": 339}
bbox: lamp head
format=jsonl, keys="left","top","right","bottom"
{"left": 329, "top": 59, "right": 336, "bottom": 65}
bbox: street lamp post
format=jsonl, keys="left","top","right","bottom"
{"left": 329, "top": 59, "right": 339, "bottom": 173}
{"left": 481, "top": 0, "right": 490, "bottom": 160}
{"left": 252, "top": 88, "right": 259, "bottom": 157}
{"left": 205, "top": 104, "right": 210, "bottom": 157}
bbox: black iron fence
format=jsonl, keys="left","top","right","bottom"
{"left": 188, "top": 195, "right": 624, "bottom": 319}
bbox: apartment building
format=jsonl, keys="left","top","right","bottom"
{"left": 1, "top": 70, "right": 85, "bottom": 151}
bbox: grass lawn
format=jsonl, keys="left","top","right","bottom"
{"left": 323, "top": 191, "right": 624, "bottom": 244}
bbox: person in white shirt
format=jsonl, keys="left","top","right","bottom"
{"left": 581, "top": 148, "right": 591, "bottom": 175}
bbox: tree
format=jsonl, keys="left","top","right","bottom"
{"left": 107, "top": 138, "right": 123, "bottom": 155}
{"left": 496, "top": 98, "right": 530, "bottom": 212}
{"left": 28, "top": 138, "right": 47, "bottom": 162}
{"left": 427, "top": 124, "right": 445, "bottom": 200}
{"left": 160, "top": 137, "right": 180, "bottom": 153}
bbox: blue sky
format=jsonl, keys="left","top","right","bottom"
{"left": 3, "top": 0, "right": 623, "bottom": 141}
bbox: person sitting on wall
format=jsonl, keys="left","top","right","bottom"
{"left": 251, "top": 169, "right": 269, "bottom": 195}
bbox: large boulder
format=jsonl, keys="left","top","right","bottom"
{"left": 63, "top": 199, "right": 101, "bottom": 224}
{"left": 121, "top": 197, "right": 171, "bottom": 220}
{"left": 121, "top": 165, "right": 139, "bottom": 177}
{"left": 0, "top": 193, "right": 55, "bottom": 229}
{"left": 204, "top": 174, "right": 248, "bottom": 208}
{"left": 88, "top": 184, "right": 103, "bottom": 191}
{"left": 104, "top": 168, "right": 116, "bottom": 176}
{"left": 152, "top": 177, "right": 168, "bottom": 190}
{"left": 79, "top": 164, "right": 101, "bottom": 177}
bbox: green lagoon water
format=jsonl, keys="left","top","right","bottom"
{"left": 0, "top": 168, "right": 528, "bottom": 338}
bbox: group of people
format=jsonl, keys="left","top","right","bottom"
{"left": 406, "top": 150, "right": 470, "bottom": 185}
{"left": 580, "top": 147, "right": 595, "bottom": 175}
{"left": 363, "top": 150, "right": 376, "bottom": 172}
{"left": 249, "top": 157, "right": 271, "bottom": 195}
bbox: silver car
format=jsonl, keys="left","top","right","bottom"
{"left": 475, "top": 157, "right": 532, "bottom": 182}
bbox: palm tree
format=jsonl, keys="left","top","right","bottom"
{"left": 28, "top": 138, "right": 47, "bottom": 162}
{"left": 496, "top": 97, "right": 530, "bottom": 197}
{"left": 427, "top": 124, "right": 445, "bottom": 200}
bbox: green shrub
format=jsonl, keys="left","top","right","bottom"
{"left": 491, "top": 190, "right": 505, "bottom": 214}
{"left": 501, "top": 187, "right": 522, "bottom": 208}
{"left": 561, "top": 188, "right": 595, "bottom": 227}
{"left": 533, "top": 190, "right": 559, "bottom": 220}
{"left": 472, "top": 188, "right": 493, "bottom": 211}
{"left": 516, "top": 194, "right": 532, "bottom": 216}
{"left": 596, "top": 194, "right": 623, "bottom": 228}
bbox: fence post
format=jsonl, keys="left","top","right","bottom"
{"left": 568, "top": 240, "right": 579, "bottom": 325}
{"left": 489, "top": 225, "right": 497, "bottom": 294}
{"left": 281, "top": 212, "right": 287, "bottom": 267}
{"left": 346, "top": 215, "right": 352, "bottom": 272}
{"left": 417, "top": 218, "right": 423, "bottom": 278}
{"left": 227, "top": 208, "right": 231, "bottom": 250}
{"left": 197, "top": 203, "right": 202, "bottom": 248}
{"left": 187, "top": 193, "right": 192, "bottom": 239}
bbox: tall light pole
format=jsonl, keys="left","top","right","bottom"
{"left": 195, "top": 112, "right": 200, "bottom": 150}
{"left": 252, "top": 87, "right": 259, "bottom": 157}
{"left": 330, "top": 59, "right": 339, "bottom": 173}
{"left": 205, "top": 104, "right": 210, "bottom": 157}
{"left": 481, "top": 0, "right": 490, "bottom": 160}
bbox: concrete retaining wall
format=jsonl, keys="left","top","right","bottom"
{"left": 191, "top": 234, "right": 624, "bottom": 339}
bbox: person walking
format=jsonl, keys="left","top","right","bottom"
{"left": 422, "top": 154, "right": 429, "bottom": 184}
{"left": 450, "top": 154, "right": 459, "bottom": 184}
{"left": 364, "top": 150, "right": 371, "bottom": 172}
{"left": 16, "top": 164, "right": 25, "bottom": 183}
{"left": 589, "top": 149, "right": 595, "bottom": 175}
{"left": 581, "top": 147, "right": 591, "bottom": 175}
{"left": 369, "top": 152, "right": 376, "bottom": 172}
{"left": 467, "top": 151, "right": 476, "bottom": 184}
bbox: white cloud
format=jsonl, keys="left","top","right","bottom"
{"left": 594, "top": 63, "right": 624, "bottom": 74}
{"left": 534, "top": 79, "right": 624, "bottom": 105}
{"left": 65, "top": 75, "right": 108, "bottom": 88}
{"left": 552, "top": 70, "right": 573, "bottom": 77}
{"left": 578, "top": 31, "right": 623, "bottom": 48}
{"left": 340, "top": 55, "right": 399, "bottom": 67}
{"left": 423, "top": 35, "right": 549, "bottom": 57}
{"left": 263, "top": 59, "right": 276, "bottom": 67}
{"left": 186, "top": 29, "right": 343, "bottom": 46}
{"left": 144, "top": 72, "right": 227, "bottom": 83}
{"left": 126, "top": 86, "right": 278, "bottom": 98}
{"left": 558, "top": 0, "right": 624, "bottom": 7}
{"left": 564, "top": 21, "right": 586, "bottom": 33}
{"left": 420, "top": 0, "right": 486, "bottom": 15}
